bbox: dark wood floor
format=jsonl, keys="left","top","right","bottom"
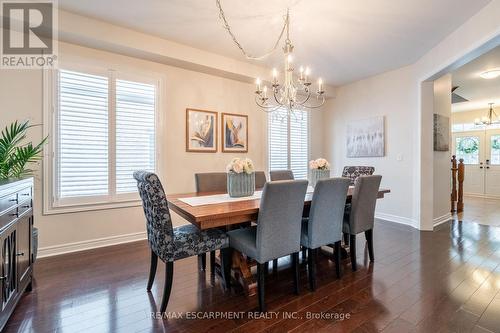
{"left": 5, "top": 218, "right": 500, "bottom": 333}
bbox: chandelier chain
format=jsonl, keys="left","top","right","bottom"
{"left": 215, "top": 0, "right": 288, "bottom": 60}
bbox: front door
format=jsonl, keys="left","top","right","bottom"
{"left": 485, "top": 130, "right": 500, "bottom": 197}
{"left": 453, "top": 132, "right": 484, "bottom": 196}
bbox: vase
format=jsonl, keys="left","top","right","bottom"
{"left": 309, "top": 169, "right": 330, "bottom": 187}
{"left": 227, "top": 172, "right": 255, "bottom": 197}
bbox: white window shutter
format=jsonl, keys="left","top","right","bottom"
{"left": 290, "top": 110, "right": 309, "bottom": 180}
{"left": 268, "top": 109, "right": 289, "bottom": 172}
{"left": 58, "top": 70, "right": 109, "bottom": 198}
{"left": 115, "top": 79, "right": 156, "bottom": 193}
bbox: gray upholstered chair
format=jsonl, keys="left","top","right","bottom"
{"left": 134, "top": 171, "right": 230, "bottom": 313}
{"left": 255, "top": 171, "right": 267, "bottom": 189}
{"left": 270, "top": 169, "right": 294, "bottom": 181}
{"left": 341, "top": 166, "right": 375, "bottom": 185}
{"left": 301, "top": 178, "right": 350, "bottom": 290}
{"left": 343, "top": 175, "right": 382, "bottom": 271}
{"left": 195, "top": 172, "right": 227, "bottom": 192}
{"left": 225, "top": 180, "right": 308, "bottom": 312}
{"left": 194, "top": 172, "right": 228, "bottom": 272}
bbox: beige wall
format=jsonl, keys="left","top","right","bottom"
{"left": 452, "top": 108, "right": 493, "bottom": 124}
{"left": 0, "top": 42, "right": 325, "bottom": 256}
{"left": 432, "top": 74, "right": 452, "bottom": 222}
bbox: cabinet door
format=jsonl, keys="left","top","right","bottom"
{"left": 16, "top": 215, "right": 31, "bottom": 287}
{"left": 1, "top": 224, "right": 17, "bottom": 311}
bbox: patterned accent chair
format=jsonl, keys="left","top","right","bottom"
{"left": 341, "top": 166, "right": 375, "bottom": 185}
{"left": 134, "top": 171, "right": 230, "bottom": 313}
{"left": 343, "top": 175, "right": 382, "bottom": 271}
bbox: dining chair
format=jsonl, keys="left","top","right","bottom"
{"left": 269, "top": 170, "right": 294, "bottom": 181}
{"left": 343, "top": 175, "right": 382, "bottom": 271}
{"left": 301, "top": 178, "right": 350, "bottom": 290}
{"left": 224, "top": 180, "right": 308, "bottom": 312}
{"left": 194, "top": 172, "right": 227, "bottom": 272}
{"left": 255, "top": 171, "right": 267, "bottom": 189}
{"left": 341, "top": 166, "right": 375, "bottom": 185}
{"left": 134, "top": 171, "right": 230, "bottom": 313}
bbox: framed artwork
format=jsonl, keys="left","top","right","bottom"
{"left": 186, "top": 108, "right": 218, "bottom": 152}
{"left": 221, "top": 113, "right": 248, "bottom": 153}
{"left": 346, "top": 116, "right": 385, "bottom": 157}
{"left": 433, "top": 113, "right": 450, "bottom": 151}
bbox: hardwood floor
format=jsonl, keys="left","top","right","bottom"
{"left": 5, "top": 218, "right": 500, "bottom": 333}
{"left": 457, "top": 196, "right": 500, "bottom": 227}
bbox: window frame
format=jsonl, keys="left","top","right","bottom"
{"left": 43, "top": 64, "right": 162, "bottom": 215}
{"left": 266, "top": 109, "right": 311, "bottom": 179}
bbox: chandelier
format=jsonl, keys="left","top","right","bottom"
{"left": 474, "top": 103, "right": 499, "bottom": 126}
{"left": 216, "top": 2, "right": 325, "bottom": 114}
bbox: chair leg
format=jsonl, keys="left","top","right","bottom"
{"left": 307, "top": 248, "right": 317, "bottom": 291}
{"left": 147, "top": 250, "right": 158, "bottom": 291}
{"left": 302, "top": 247, "right": 307, "bottom": 263}
{"left": 264, "top": 261, "right": 269, "bottom": 275}
{"left": 210, "top": 251, "right": 216, "bottom": 275}
{"left": 160, "top": 262, "right": 174, "bottom": 313}
{"left": 343, "top": 233, "right": 350, "bottom": 246}
{"left": 257, "top": 263, "right": 266, "bottom": 312}
{"left": 220, "top": 247, "right": 233, "bottom": 290}
{"left": 198, "top": 253, "right": 206, "bottom": 271}
{"left": 350, "top": 234, "right": 357, "bottom": 271}
{"left": 334, "top": 241, "right": 342, "bottom": 279}
{"left": 272, "top": 259, "right": 278, "bottom": 273}
{"left": 365, "top": 229, "right": 374, "bottom": 262}
{"left": 292, "top": 252, "right": 300, "bottom": 295}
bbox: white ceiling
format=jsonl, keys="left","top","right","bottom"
{"left": 452, "top": 45, "right": 500, "bottom": 113}
{"left": 59, "top": 0, "right": 491, "bottom": 86}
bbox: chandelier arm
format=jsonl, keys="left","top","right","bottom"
{"left": 295, "top": 91, "right": 311, "bottom": 106}
{"left": 255, "top": 95, "right": 284, "bottom": 110}
{"left": 301, "top": 95, "right": 326, "bottom": 109}
{"left": 216, "top": 0, "right": 288, "bottom": 60}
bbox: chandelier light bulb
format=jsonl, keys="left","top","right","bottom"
{"left": 318, "top": 78, "right": 323, "bottom": 93}
{"left": 255, "top": 78, "right": 262, "bottom": 92}
{"left": 263, "top": 85, "right": 268, "bottom": 98}
{"left": 287, "top": 54, "right": 293, "bottom": 63}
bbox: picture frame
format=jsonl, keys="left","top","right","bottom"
{"left": 221, "top": 113, "right": 248, "bottom": 153}
{"left": 346, "top": 116, "right": 385, "bottom": 157}
{"left": 185, "top": 108, "right": 218, "bottom": 153}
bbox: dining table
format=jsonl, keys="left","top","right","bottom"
{"left": 166, "top": 185, "right": 390, "bottom": 294}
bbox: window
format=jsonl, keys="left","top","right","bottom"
{"left": 47, "top": 67, "right": 158, "bottom": 211}
{"left": 268, "top": 109, "right": 309, "bottom": 179}
{"left": 491, "top": 135, "right": 500, "bottom": 165}
{"left": 455, "top": 136, "right": 479, "bottom": 165}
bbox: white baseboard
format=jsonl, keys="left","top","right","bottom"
{"left": 375, "top": 212, "right": 418, "bottom": 229}
{"left": 464, "top": 193, "right": 500, "bottom": 200}
{"left": 38, "top": 231, "right": 147, "bottom": 258}
{"left": 433, "top": 213, "right": 452, "bottom": 227}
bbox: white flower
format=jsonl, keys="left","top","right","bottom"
{"left": 310, "top": 158, "right": 330, "bottom": 170}
{"left": 244, "top": 158, "right": 254, "bottom": 174}
{"left": 309, "top": 160, "right": 319, "bottom": 169}
{"left": 232, "top": 160, "right": 244, "bottom": 173}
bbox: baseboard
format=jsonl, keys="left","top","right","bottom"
{"left": 433, "top": 213, "right": 452, "bottom": 227}
{"left": 464, "top": 193, "right": 500, "bottom": 200}
{"left": 375, "top": 212, "right": 418, "bottom": 229}
{"left": 38, "top": 231, "right": 147, "bottom": 258}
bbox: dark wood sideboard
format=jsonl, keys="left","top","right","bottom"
{"left": 0, "top": 178, "right": 33, "bottom": 331}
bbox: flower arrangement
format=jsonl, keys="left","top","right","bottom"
{"left": 309, "top": 158, "right": 330, "bottom": 170}
{"left": 226, "top": 157, "right": 254, "bottom": 174}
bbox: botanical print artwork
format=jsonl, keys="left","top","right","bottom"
{"left": 433, "top": 114, "right": 450, "bottom": 151}
{"left": 222, "top": 113, "right": 248, "bottom": 152}
{"left": 186, "top": 109, "right": 217, "bottom": 152}
{"left": 346, "top": 116, "right": 385, "bottom": 157}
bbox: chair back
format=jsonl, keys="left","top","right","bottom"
{"left": 195, "top": 172, "right": 227, "bottom": 192}
{"left": 269, "top": 170, "right": 294, "bottom": 181}
{"left": 255, "top": 171, "right": 267, "bottom": 189}
{"left": 134, "top": 171, "right": 174, "bottom": 259}
{"left": 342, "top": 166, "right": 375, "bottom": 185}
{"left": 349, "top": 175, "right": 382, "bottom": 234}
{"left": 307, "top": 178, "right": 350, "bottom": 248}
{"left": 256, "top": 180, "right": 308, "bottom": 262}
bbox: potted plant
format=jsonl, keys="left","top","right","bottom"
{"left": 0, "top": 120, "right": 47, "bottom": 180}
{"left": 226, "top": 158, "right": 255, "bottom": 197}
{"left": 309, "top": 158, "right": 330, "bottom": 187}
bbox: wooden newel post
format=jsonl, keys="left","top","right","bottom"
{"left": 451, "top": 155, "right": 458, "bottom": 213}
{"left": 457, "top": 158, "right": 465, "bottom": 213}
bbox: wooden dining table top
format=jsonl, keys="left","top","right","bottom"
{"left": 166, "top": 187, "right": 391, "bottom": 230}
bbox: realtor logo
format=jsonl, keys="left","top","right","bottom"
{"left": 1, "top": 0, "right": 58, "bottom": 68}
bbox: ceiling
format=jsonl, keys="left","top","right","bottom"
{"left": 59, "top": 0, "right": 491, "bottom": 86}
{"left": 452, "top": 45, "right": 500, "bottom": 113}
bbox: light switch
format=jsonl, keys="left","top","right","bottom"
{"left": 397, "top": 154, "right": 403, "bottom": 161}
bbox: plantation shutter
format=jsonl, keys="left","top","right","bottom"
{"left": 268, "top": 109, "right": 309, "bottom": 180}
{"left": 115, "top": 79, "right": 156, "bottom": 193}
{"left": 268, "top": 109, "right": 289, "bottom": 172}
{"left": 290, "top": 110, "right": 309, "bottom": 180}
{"left": 58, "top": 70, "right": 109, "bottom": 198}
